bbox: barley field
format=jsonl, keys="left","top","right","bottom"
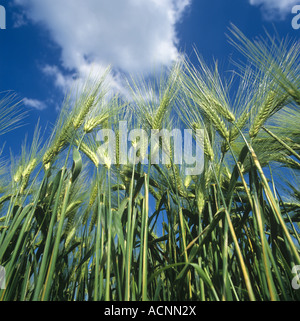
{"left": 0, "top": 27, "right": 300, "bottom": 301}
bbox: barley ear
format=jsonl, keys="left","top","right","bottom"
{"left": 43, "top": 121, "right": 73, "bottom": 168}
{"left": 222, "top": 110, "right": 249, "bottom": 153}
{"left": 73, "top": 96, "right": 96, "bottom": 130}
{"left": 212, "top": 98, "right": 236, "bottom": 123}
{"left": 203, "top": 104, "right": 229, "bottom": 140}
{"left": 196, "top": 189, "right": 205, "bottom": 215}
{"left": 13, "top": 164, "right": 24, "bottom": 183}
{"left": 249, "top": 90, "right": 287, "bottom": 138}
{"left": 65, "top": 227, "right": 76, "bottom": 249}
{"left": 20, "top": 158, "right": 37, "bottom": 193}
{"left": 193, "top": 123, "right": 214, "bottom": 161}
{"left": 152, "top": 94, "right": 170, "bottom": 130}
{"left": 204, "top": 131, "right": 214, "bottom": 161}
{"left": 84, "top": 114, "right": 109, "bottom": 133}
{"left": 287, "top": 88, "right": 300, "bottom": 106}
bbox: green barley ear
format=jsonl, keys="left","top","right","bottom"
{"left": 193, "top": 123, "right": 214, "bottom": 161}
{"left": 231, "top": 110, "right": 249, "bottom": 140}
{"left": 196, "top": 188, "right": 205, "bottom": 215}
{"left": 203, "top": 130, "right": 214, "bottom": 161}
{"left": 286, "top": 87, "right": 300, "bottom": 106}
{"left": 171, "top": 164, "right": 186, "bottom": 197}
{"left": 89, "top": 201, "right": 104, "bottom": 233}
{"left": 152, "top": 93, "right": 171, "bottom": 130}
{"left": 89, "top": 182, "right": 98, "bottom": 208}
{"left": 43, "top": 139, "right": 66, "bottom": 169}
{"left": 43, "top": 117, "right": 74, "bottom": 169}
{"left": 13, "top": 164, "right": 24, "bottom": 183}
{"left": 204, "top": 167, "right": 214, "bottom": 190}
{"left": 249, "top": 90, "right": 287, "bottom": 138}
{"left": 73, "top": 96, "right": 96, "bottom": 130}
{"left": 249, "top": 90, "right": 275, "bottom": 138}
{"left": 84, "top": 114, "right": 109, "bottom": 133}
{"left": 222, "top": 110, "right": 249, "bottom": 153}
{"left": 22, "top": 158, "right": 37, "bottom": 179}
{"left": 211, "top": 97, "right": 235, "bottom": 123}
{"left": 20, "top": 158, "right": 37, "bottom": 193}
{"left": 151, "top": 64, "right": 181, "bottom": 130}
{"left": 184, "top": 175, "right": 192, "bottom": 188}
{"left": 206, "top": 107, "right": 229, "bottom": 141}
{"left": 65, "top": 227, "right": 76, "bottom": 249}
{"left": 82, "top": 181, "right": 98, "bottom": 226}
{"left": 193, "top": 97, "right": 230, "bottom": 140}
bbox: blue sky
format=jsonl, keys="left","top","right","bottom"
{"left": 0, "top": 0, "right": 299, "bottom": 157}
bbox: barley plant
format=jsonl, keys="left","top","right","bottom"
{"left": 0, "top": 27, "right": 300, "bottom": 301}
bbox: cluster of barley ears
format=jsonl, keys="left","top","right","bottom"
{"left": 0, "top": 27, "right": 300, "bottom": 301}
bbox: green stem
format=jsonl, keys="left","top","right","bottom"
{"left": 105, "top": 168, "right": 112, "bottom": 301}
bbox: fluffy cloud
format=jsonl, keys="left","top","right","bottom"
{"left": 249, "top": 0, "right": 298, "bottom": 20}
{"left": 23, "top": 98, "right": 47, "bottom": 110}
{"left": 13, "top": 0, "right": 191, "bottom": 96}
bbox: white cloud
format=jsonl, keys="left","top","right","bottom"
{"left": 13, "top": 0, "right": 191, "bottom": 98}
{"left": 249, "top": 0, "right": 298, "bottom": 20}
{"left": 23, "top": 98, "right": 47, "bottom": 110}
